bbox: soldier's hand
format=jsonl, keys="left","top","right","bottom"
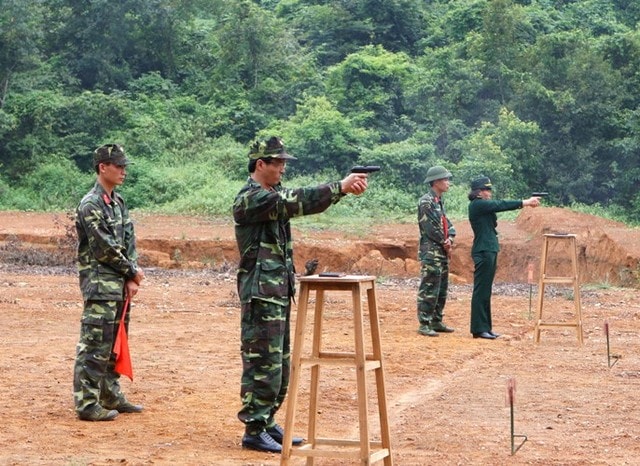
{"left": 523, "top": 197, "right": 541, "bottom": 207}
{"left": 133, "top": 268, "right": 145, "bottom": 285}
{"left": 125, "top": 279, "right": 140, "bottom": 298}
{"left": 340, "top": 173, "right": 368, "bottom": 195}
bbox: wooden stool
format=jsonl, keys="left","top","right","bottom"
{"left": 281, "top": 275, "right": 393, "bottom": 465}
{"left": 534, "top": 234, "right": 584, "bottom": 344}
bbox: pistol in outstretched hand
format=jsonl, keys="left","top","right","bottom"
{"left": 351, "top": 165, "right": 381, "bottom": 174}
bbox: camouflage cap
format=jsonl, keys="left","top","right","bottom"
{"left": 248, "top": 137, "right": 297, "bottom": 160}
{"left": 93, "top": 144, "right": 130, "bottom": 167}
{"left": 471, "top": 176, "right": 492, "bottom": 190}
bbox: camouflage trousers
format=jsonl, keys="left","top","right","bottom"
{"left": 417, "top": 258, "right": 449, "bottom": 326}
{"left": 238, "top": 299, "right": 291, "bottom": 434}
{"left": 73, "top": 300, "right": 129, "bottom": 414}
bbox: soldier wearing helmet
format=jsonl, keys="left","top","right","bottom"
{"left": 416, "top": 165, "right": 456, "bottom": 337}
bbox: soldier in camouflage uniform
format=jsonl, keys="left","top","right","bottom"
{"left": 233, "top": 136, "right": 368, "bottom": 453}
{"left": 417, "top": 166, "right": 456, "bottom": 337}
{"left": 73, "top": 144, "right": 145, "bottom": 421}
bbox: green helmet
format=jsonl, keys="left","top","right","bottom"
{"left": 424, "top": 165, "right": 452, "bottom": 183}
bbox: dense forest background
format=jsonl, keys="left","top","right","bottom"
{"left": 1, "top": 0, "right": 639, "bottom": 223}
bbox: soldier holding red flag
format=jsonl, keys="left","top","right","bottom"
{"left": 73, "top": 144, "right": 145, "bottom": 421}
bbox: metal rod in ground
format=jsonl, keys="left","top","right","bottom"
{"left": 508, "top": 378, "right": 527, "bottom": 455}
{"left": 527, "top": 263, "right": 534, "bottom": 319}
{"left": 605, "top": 320, "right": 620, "bottom": 368}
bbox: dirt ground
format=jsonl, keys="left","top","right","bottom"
{"left": 1, "top": 208, "right": 639, "bottom": 466}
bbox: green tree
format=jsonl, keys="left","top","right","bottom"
{"left": 455, "top": 122, "right": 518, "bottom": 197}
{"left": 276, "top": 0, "right": 426, "bottom": 66}
{"left": 263, "top": 95, "right": 376, "bottom": 174}
{"left": 514, "top": 31, "right": 630, "bottom": 203}
{"left": 0, "top": 0, "right": 44, "bottom": 107}
{"left": 326, "top": 45, "right": 416, "bottom": 143}
{"left": 407, "top": 45, "right": 483, "bottom": 157}
{"left": 471, "top": 0, "right": 530, "bottom": 104}
{"left": 45, "top": 0, "right": 193, "bottom": 90}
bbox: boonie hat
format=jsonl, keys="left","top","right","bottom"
{"left": 471, "top": 176, "right": 492, "bottom": 190}
{"left": 424, "top": 165, "right": 452, "bottom": 183}
{"left": 248, "top": 136, "right": 297, "bottom": 160}
{"left": 93, "top": 144, "right": 130, "bottom": 167}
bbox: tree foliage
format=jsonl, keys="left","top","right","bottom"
{"left": 0, "top": 0, "right": 638, "bottom": 222}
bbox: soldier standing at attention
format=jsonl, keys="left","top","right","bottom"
{"left": 73, "top": 144, "right": 145, "bottom": 421}
{"left": 233, "top": 136, "right": 368, "bottom": 453}
{"left": 417, "top": 166, "right": 456, "bottom": 337}
{"left": 468, "top": 176, "right": 540, "bottom": 339}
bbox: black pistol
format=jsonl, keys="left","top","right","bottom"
{"left": 532, "top": 192, "right": 549, "bottom": 197}
{"left": 351, "top": 165, "right": 381, "bottom": 174}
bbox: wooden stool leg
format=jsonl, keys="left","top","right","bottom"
{"left": 570, "top": 238, "right": 584, "bottom": 344}
{"left": 306, "top": 288, "right": 326, "bottom": 464}
{"left": 367, "top": 284, "right": 393, "bottom": 465}
{"left": 534, "top": 237, "right": 550, "bottom": 343}
{"left": 352, "top": 283, "right": 371, "bottom": 463}
{"left": 281, "top": 283, "right": 311, "bottom": 465}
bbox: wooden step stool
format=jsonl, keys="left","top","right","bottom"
{"left": 280, "top": 275, "right": 393, "bottom": 465}
{"left": 534, "top": 234, "right": 584, "bottom": 344}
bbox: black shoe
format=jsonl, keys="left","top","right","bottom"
{"left": 266, "top": 424, "right": 304, "bottom": 446}
{"left": 103, "top": 400, "right": 144, "bottom": 413}
{"left": 242, "top": 431, "right": 282, "bottom": 453}
{"left": 473, "top": 332, "right": 497, "bottom": 340}
{"left": 431, "top": 322, "right": 455, "bottom": 333}
{"left": 489, "top": 331, "right": 501, "bottom": 338}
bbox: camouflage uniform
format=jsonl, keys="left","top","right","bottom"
{"left": 234, "top": 176, "right": 343, "bottom": 434}
{"left": 417, "top": 188, "right": 456, "bottom": 329}
{"left": 73, "top": 181, "right": 139, "bottom": 415}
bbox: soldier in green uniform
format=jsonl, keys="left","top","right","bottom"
{"left": 233, "top": 137, "right": 368, "bottom": 453}
{"left": 73, "top": 144, "right": 145, "bottom": 421}
{"left": 468, "top": 176, "right": 540, "bottom": 339}
{"left": 416, "top": 166, "right": 456, "bottom": 337}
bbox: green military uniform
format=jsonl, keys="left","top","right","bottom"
{"left": 417, "top": 188, "right": 455, "bottom": 332}
{"left": 74, "top": 180, "right": 139, "bottom": 417}
{"left": 468, "top": 194, "right": 522, "bottom": 335}
{"left": 234, "top": 176, "right": 344, "bottom": 435}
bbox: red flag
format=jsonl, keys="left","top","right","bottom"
{"left": 442, "top": 214, "right": 449, "bottom": 240}
{"left": 114, "top": 297, "right": 134, "bottom": 381}
{"left": 442, "top": 209, "right": 452, "bottom": 259}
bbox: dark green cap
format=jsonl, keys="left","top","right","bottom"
{"left": 471, "top": 176, "right": 492, "bottom": 190}
{"left": 93, "top": 144, "right": 130, "bottom": 167}
{"left": 248, "top": 136, "right": 297, "bottom": 160}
